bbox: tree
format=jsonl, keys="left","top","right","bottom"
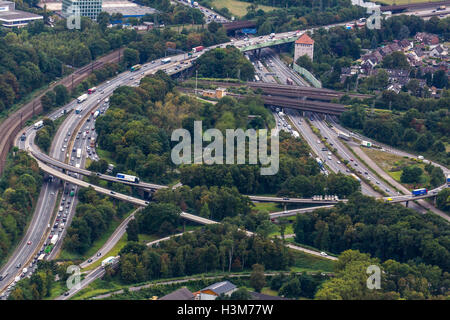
{"left": 401, "top": 166, "right": 423, "bottom": 184}
{"left": 54, "top": 85, "right": 69, "bottom": 106}
{"left": 127, "top": 219, "right": 140, "bottom": 242}
{"left": 250, "top": 263, "right": 266, "bottom": 292}
{"left": 229, "top": 288, "right": 251, "bottom": 300}
{"left": 123, "top": 48, "right": 140, "bottom": 68}
{"left": 296, "top": 55, "right": 313, "bottom": 71}
{"left": 97, "top": 12, "right": 110, "bottom": 31}
{"left": 279, "top": 276, "right": 302, "bottom": 298}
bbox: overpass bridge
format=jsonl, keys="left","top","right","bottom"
{"left": 29, "top": 130, "right": 444, "bottom": 207}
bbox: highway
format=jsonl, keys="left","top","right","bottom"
{"left": 2, "top": 15, "right": 449, "bottom": 298}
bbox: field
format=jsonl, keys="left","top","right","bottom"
{"left": 363, "top": 148, "right": 431, "bottom": 186}
{"left": 253, "top": 202, "right": 282, "bottom": 213}
{"left": 376, "top": 0, "right": 443, "bottom": 4}
{"left": 211, "top": 0, "right": 277, "bottom": 17}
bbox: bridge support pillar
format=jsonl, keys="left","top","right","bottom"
{"left": 433, "top": 196, "right": 437, "bottom": 206}
{"left": 284, "top": 203, "right": 287, "bottom": 212}
{"left": 405, "top": 201, "right": 408, "bottom": 207}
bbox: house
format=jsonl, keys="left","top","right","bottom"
{"left": 202, "top": 88, "right": 227, "bottom": 99}
{"left": 196, "top": 281, "right": 237, "bottom": 300}
{"left": 429, "top": 45, "right": 448, "bottom": 58}
{"left": 159, "top": 287, "right": 195, "bottom": 300}
{"left": 415, "top": 32, "right": 439, "bottom": 46}
{"left": 399, "top": 39, "right": 413, "bottom": 51}
{"left": 380, "top": 45, "right": 393, "bottom": 57}
{"left": 413, "top": 47, "right": 425, "bottom": 59}
{"left": 387, "top": 83, "right": 402, "bottom": 94}
{"left": 388, "top": 43, "right": 401, "bottom": 53}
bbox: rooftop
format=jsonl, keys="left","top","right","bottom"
{"left": 159, "top": 287, "right": 195, "bottom": 300}
{"left": 201, "top": 281, "right": 236, "bottom": 296}
{"left": 295, "top": 33, "right": 314, "bottom": 45}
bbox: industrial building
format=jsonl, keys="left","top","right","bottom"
{"left": 39, "top": 0, "right": 156, "bottom": 20}
{"left": 62, "top": 0, "right": 102, "bottom": 21}
{"left": 0, "top": 1, "right": 43, "bottom": 28}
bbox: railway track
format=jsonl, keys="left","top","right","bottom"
{"left": 189, "top": 80, "right": 372, "bottom": 100}
{"left": 178, "top": 87, "right": 346, "bottom": 115}
{"left": 0, "top": 48, "right": 123, "bottom": 174}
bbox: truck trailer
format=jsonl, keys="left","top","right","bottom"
{"left": 77, "top": 94, "right": 88, "bottom": 103}
{"left": 116, "top": 173, "right": 140, "bottom": 183}
{"left": 412, "top": 188, "right": 427, "bottom": 196}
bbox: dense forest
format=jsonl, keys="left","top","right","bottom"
{"left": 195, "top": 47, "right": 255, "bottom": 81}
{"left": 62, "top": 187, "right": 133, "bottom": 255}
{"left": 93, "top": 71, "right": 277, "bottom": 184}
{"left": 294, "top": 193, "right": 450, "bottom": 272}
{"left": 115, "top": 223, "right": 293, "bottom": 283}
{"left": 0, "top": 12, "right": 228, "bottom": 114}
{"left": 316, "top": 250, "right": 449, "bottom": 299}
{"left": 0, "top": 151, "right": 42, "bottom": 265}
{"left": 340, "top": 104, "right": 450, "bottom": 166}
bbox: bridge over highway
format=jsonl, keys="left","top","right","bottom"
{"left": 29, "top": 142, "right": 443, "bottom": 208}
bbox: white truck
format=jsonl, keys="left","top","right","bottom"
{"left": 361, "top": 140, "right": 372, "bottom": 147}
{"left": 50, "top": 234, "right": 58, "bottom": 245}
{"left": 34, "top": 120, "right": 44, "bottom": 130}
{"left": 76, "top": 148, "right": 82, "bottom": 159}
{"left": 101, "top": 256, "right": 117, "bottom": 268}
{"left": 77, "top": 93, "right": 88, "bottom": 103}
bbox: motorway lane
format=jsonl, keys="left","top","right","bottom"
{"left": 0, "top": 59, "right": 173, "bottom": 295}
{"left": 79, "top": 209, "right": 140, "bottom": 269}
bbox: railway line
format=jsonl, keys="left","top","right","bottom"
{"left": 189, "top": 80, "right": 372, "bottom": 100}
{"left": 0, "top": 48, "right": 123, "bottom": 174}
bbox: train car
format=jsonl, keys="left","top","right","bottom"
{"left": 412, "top": 188, "right": 427, "bottom": 196}
{"left": 116, "top": 173, "right": 140, "bottom": 183}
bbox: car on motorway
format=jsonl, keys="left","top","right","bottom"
{"left": 64, "top": 292, "right": 70, "bottom": 296}
{"left": 87, "top": 259, "right": 93, "bottom": 263}
{"left": 27, "top": 241, "right": 32, "bottom": 245}
{"left": 110, "top": 191, "right": 115, "bottom": 195}
{"left": 97, "top": 252, "right": 102, "bottom": 257}
{"left": 16, "top": 263, "right": 21, "bottom": 268}
{"left": 320, "top": 252, "right": 328, "bottom": 257}
{"left": 376, "top": 181, "right": 380, "bottom": 184}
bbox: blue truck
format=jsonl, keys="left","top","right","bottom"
{"left": 412, "top": 188, "right": 427, "bottom": 196}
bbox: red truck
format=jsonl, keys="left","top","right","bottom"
{"left": 192, "top": 46, "right": 204, "bottom": 53}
